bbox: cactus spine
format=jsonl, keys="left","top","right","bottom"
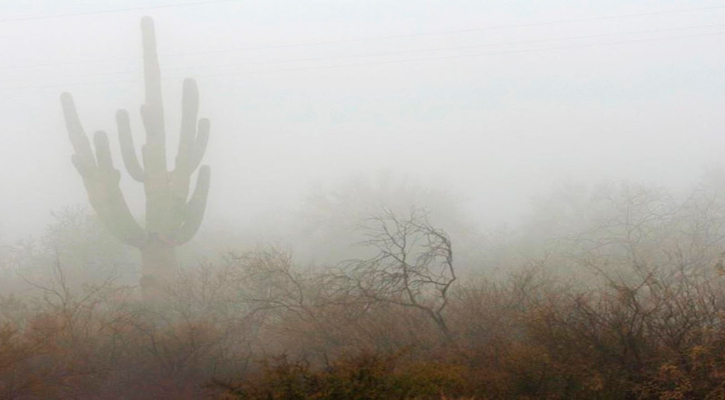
{"left": 60, "top": 17, "right": 210, "bottom": 298}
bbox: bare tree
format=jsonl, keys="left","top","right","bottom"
{"left": 339, "top": 208, "right": 456, "bottom": 340}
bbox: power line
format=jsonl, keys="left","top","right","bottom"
{"left": 182, "top": 4, "right": 725, "bottom": 50}
{"left": 198, "top": 30, "right": 725, "bottom": 79}
{"left": 3, "top": 2, "right": 724, "bottom": 26}
{"left": 2, "top": 3, "right": 725, "bottom": 71}
{"left": 144, "top": 22, "right": 725, "bottom": 71}
{"left": 0, "top": 0, "right": 244, "bottom": 23}
{"left": 2, "top": 28, "right": 722, "bottom": 92}
{"left": 4, "top": 21, "right": 724, "bottom": 83}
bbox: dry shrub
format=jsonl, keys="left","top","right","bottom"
{"left": 208, "top": 351, "right": 465, "bottom": 400}
{"left": 6, "top": 247, "right": 725, "bottom": 399}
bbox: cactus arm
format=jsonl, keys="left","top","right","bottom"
{"left": 171, "top": 165, "right": 210, "bottom": 245}
{"left": 170, "top": 79, "right": 210, "bottom": 208}
{"left": 93, "top": 131, "right": 114, "bottom": 169}
{"left": 189, "top": 118, "right": 210, "bottom": 173}
{"left": 60, "top": 93, "right": 146, "bottom": 248}
{"left": 61, "top": 93, "right": 96, "bottom": 171}
{"left": 116, "top": 109, "right": 145, "bottom": 182}
{"left": 89, "top": 131, "right": 147, "bottom": 248}
{"left": 175, "top": 78, "right": 199, "bottom": 175}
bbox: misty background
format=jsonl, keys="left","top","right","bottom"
{"left": 2, "top": 0, "right": 725, "bottom": 271}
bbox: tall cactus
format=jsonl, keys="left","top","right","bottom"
{"left": 60, "top": 17, "right": 211, "bottom": 298}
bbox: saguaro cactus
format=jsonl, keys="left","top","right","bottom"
{"left": 60, "top": 17, "right": 210, "bottom": 297}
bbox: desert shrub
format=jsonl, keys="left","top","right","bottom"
{"left": 4, "top": 260, "right": 725, "bottom": 399}
{"left": 208, "top": 351, "right": 465, "bottom": 399}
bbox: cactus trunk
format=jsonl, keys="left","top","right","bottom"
{"left": 140, "top": 239, "right": 177, "bottom": 299}
{"left": 60, "top": 17, "right": 211, "bottom": 300}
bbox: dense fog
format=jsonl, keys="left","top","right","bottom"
{"left": 2, "top": 2, "right": 725, "bottom": 397}
{"left": 3, "top": 0, "right": 725, "bottom": 250}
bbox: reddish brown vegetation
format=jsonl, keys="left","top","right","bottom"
{"left": 3, "top": 257, "right": 725, "bottom": 399}
{"left": 6, "top": 187, "right": 725, "bottom": 399}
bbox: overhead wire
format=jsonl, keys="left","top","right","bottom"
{"left": 199, "top": 29, "right": 725, "bottom": 78}
{"left": 0, "top": 0, "right": 245, "bottom": 23}
{"left": 180, "top": 4, "right": 725, "bottom": 50}
{"left": 1, "top": 27, "right": 723, "bottom": 92}
{"left": 2, "top": 3, "right": 725, "bottom": 71}
{"left": 3, "top": 21, "right": 725, "bottom": 84}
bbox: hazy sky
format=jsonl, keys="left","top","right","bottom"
{"left": 2, "top": 0, "right": 725, "bottom": 241}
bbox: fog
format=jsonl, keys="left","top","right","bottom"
{"left": 6, "top": 2, "right": 725, "bottom": 397}
{"left": 2, "top": 0, "right": 725, "bottom": 259}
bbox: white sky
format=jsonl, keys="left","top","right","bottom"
{"left": 1, "top": 0, "right": 725, "bottom": 241}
